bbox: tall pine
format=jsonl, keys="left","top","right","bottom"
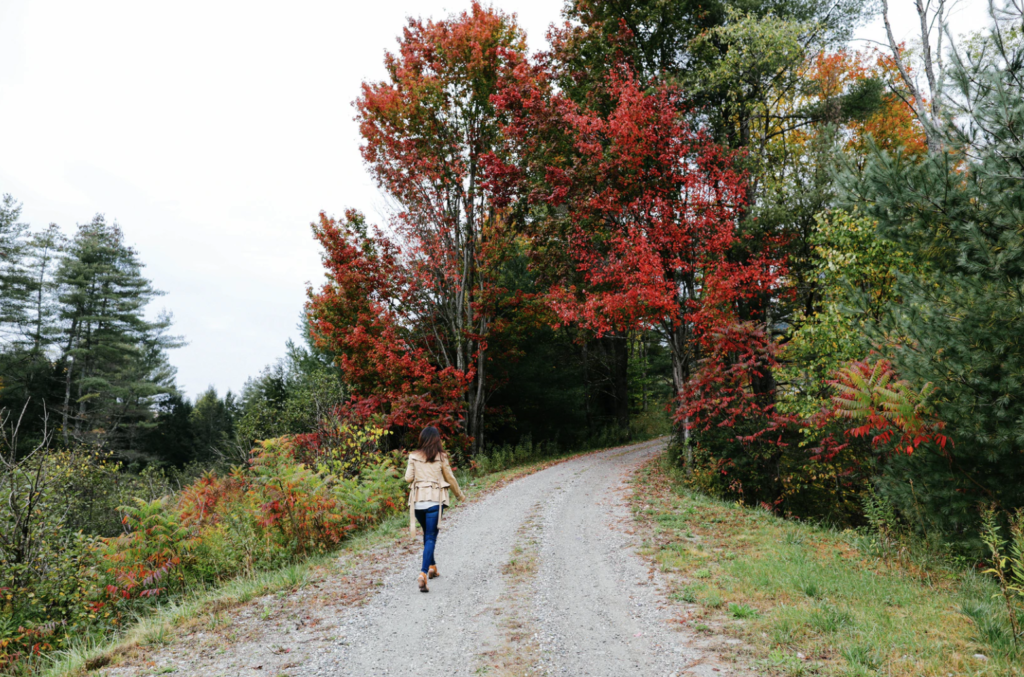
{"left": 0, "top": 201, "right": 64, "bottom": 441}
{"left": 0, "top": 194, "right": 30, "bottom": 343}
{"left": 842, "top": 3, "right": 1024, "bottom": 536}
{"left": 55, "top": 216, "right": 181, "bottom": 452}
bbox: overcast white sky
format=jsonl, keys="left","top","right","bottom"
{"left": 0, "top": 0, "right": 990, "bottom": 399}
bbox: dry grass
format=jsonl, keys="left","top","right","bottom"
{"left": 631, "top": 455, "right": 1022, "bottom": 677}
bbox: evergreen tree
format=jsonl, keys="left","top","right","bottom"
{"left": 234, "top": 340, "right": 346, "bottom": 448}
{"left": 0, "top": 194, "right": 30, "bottom": 342}
{"left": 22, "top": 225, "right": 64, "bottom": 357}
{"left": 140, "top": 394, "right": 197, "bottom": 466}
{"left": 0, "top": 203, "right": 64, "bottom": 448}
{"left": 54, "top": 215, "right": 182, "bottom": 451}
{"left": 841, "top": 3, "right": 1024, "bottom": 535}
{"left": 189, "top": 386, "right": 237, "bottom": 463}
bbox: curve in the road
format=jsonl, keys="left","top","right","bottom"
{"left": 297, "top": 438, "right": 738, "bottom": 677}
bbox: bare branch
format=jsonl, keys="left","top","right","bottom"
{"left": 881, "top": 0, "right": 943, "bottom": 152}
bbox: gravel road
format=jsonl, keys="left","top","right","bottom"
{"left": 298, "top": 438, "right": 741, "bottom": 677}
{"left": 106, "top": 439, "right": 746, "bottom": 677}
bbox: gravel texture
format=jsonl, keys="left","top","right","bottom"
{"left": 101, "top": 439, "right": 749, "bottom": 677}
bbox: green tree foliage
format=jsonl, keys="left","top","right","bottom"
{"left": 0, "top": 194, "right": 30, "bottom": 338}
{"left": 486, "top": 326, "right": 645, "bottom": 447}
{"left": 53, "top": 216, "right": 182, "bottom": 452}
{"left": 1, "top": 206, "right": 183, "bottom": 458}
{"left": 840, "top": 4, "right": 1024, "bottom": 535}
{"left": 476, "top": 238, "right": 660, "bottom": 447}
{"left": 190, "top": 387, "right": 237, "bottom": 461}
{"left": 139, "top": 394, "right": 199, "bottom": 466}
{"left": 557, "top": 0, "right": 869, "bottom": 91}
{"left": 780, "top": 209, "right": 911, "bottom": 418}
{"left": 0, "top": 223, "right": 66, "bottom": 445}
{"left": 21, "top": 224, "right": 65, "bottom": 356}
{"left": 234, "top": 340, "right": 346, "bottom": 451}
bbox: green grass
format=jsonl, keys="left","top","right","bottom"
{"left": 633, "top": 456, "right": 1024, "bottom": 677}
{"left": 728, "top": 602, "right": 760, "bottom": 619}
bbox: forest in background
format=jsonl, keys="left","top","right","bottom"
{"left": 3, "top": 0, "right": 1024, "bottom": 671}
{"left": 0, "top": 199, "right": 668, "bottom": 465}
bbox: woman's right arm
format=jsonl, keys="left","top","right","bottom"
{"left": 441, "top": 455, "right": 466, "bottom": 502}
{"left": 404, "top": 455, "right": 415, "bottom": 483}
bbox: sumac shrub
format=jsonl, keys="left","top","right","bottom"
{"left": 679, "top": 323, "right": 878, "bottom": 524}
{"left": 95, "top": 435, "right": 405, "bottom": 607}
{"left": 2, "top": 427, "right": 404, "bottom": 673}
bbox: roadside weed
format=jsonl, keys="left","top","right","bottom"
{"left": 840, "top": 644, "right": 882, "bottom": 671}
{"left": 701, "top": 589, "right": 724, "bottom": 609}
{"left": 757, "top": 650, "right": 820, "bottom": 676}
{"left": 806, "top": 602, "right": 852, "bottom": 633}
{"left": 140, "top": 624, "right": 172, "bottom": 646}
{"left": 672, "top": 585, "right": 701, "bottom": 603}
{"left": 727, "top": 603, "right": 759, "bottom": 619}
{"left": 798, "top": 580, "right": 820, "bottom": 598}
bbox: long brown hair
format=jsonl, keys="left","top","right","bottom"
{"left": 418, "top": 426, "right": 443, "bottom": 463}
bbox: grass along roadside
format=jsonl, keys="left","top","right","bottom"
{"left": 36, "top": 512, "right": 408, "bottom": 677}
{"left": 36, "top": 442, "right": 610, "bottom": 677}
{"left": 631, "top": 454, "right": 1021, "bottom": 677}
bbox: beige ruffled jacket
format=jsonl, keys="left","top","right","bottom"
{"left": 404, "top": 451, "right": 466, "bottom": 535}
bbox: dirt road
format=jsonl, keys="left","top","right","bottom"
{"left": 107, "top": 439, "right": 744, "bottom": 677}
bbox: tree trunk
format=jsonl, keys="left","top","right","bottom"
{"left": 468, "top": 316, "right": 487, "bottom": 456}
{"left": 611, "top": 330, "right": 629, "bottom": 431}
{"left": 61, "top": 358, "right": 73, "bottom": 447}
{"left": 667, "top": 314, "right": 693, "bottom": 473}
{"left": 61, "top": 317, "right": 78, "bottom": 447}
{"left": 582, "top": 339, "right": 591, "bottom": 428}
{"left": 640, "top": 336, "right": 648, "bottom": 412}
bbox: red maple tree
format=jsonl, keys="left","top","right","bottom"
{"left": 353, "top": 2, "right": 525, "bottom": 453}
{"left": 488, "top": 62, "right": 784, "bottom": 442}
{"left": 306, "top": 210, "right": 470, "bottom": 443}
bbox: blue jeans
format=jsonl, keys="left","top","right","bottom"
{"left": 414, "top": 505, "right": 441, "bottom": 574}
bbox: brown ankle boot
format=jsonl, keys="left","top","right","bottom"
{"left": 417, "top": 572, "right": 429, "bottom": 592}
{"left": 428, "top": 565, "right": 439, "bottom": 579}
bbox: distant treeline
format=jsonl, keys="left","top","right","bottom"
{"left": 0, "top": 195, "right": 672, "bottom": 468}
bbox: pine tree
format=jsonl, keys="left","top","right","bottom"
{"left": 54, "top": 215, "right": 182, "bottom": 451}
{"left": 189, "top": 387, "right": 236, "bottom": 463}
{"left": 140, "top": 394, "right": 198, "bottom": 466}
{"left": 0, "top": 204, "right": 64, "bottom": 446}
{"left": 0, "top": 194, "right": 30, "bottom": 343}
{"left": 22, "top": 224, "right": 65, "bottom": 356}
{"left": 841, "top": 3, "right": 1024, "bottom": 535}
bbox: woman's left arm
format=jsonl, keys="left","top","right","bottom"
{"left": 404, "top": 455, "right": 416, "bottom": 483}
{"left": 441, "top": 455, "right": 466, "bottom": 502}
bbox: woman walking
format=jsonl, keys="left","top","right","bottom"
{"left": 405, "top": 426, "right": 466, "bottom": 592}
